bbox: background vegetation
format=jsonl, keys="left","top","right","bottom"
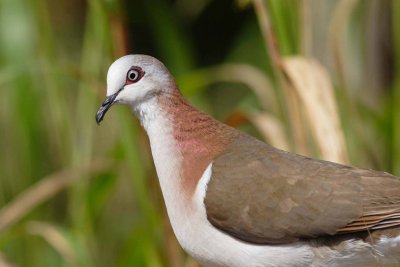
{"left": 0, "top": 0, "right": 399, "bottom": 266}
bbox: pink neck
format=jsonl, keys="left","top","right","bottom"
{"left": 156, "top": 90, "right": 239, "bottom": 196}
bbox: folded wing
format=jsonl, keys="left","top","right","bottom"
{"left": 204, "top": 136, "right": 400, "bottom": 244}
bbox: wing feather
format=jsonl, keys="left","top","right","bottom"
{"left": 204, "top": 135, "right": 400, "bottom": 244}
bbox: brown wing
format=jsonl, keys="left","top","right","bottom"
{"left": 204, "top": 135, "right": 400, "bottom": 244}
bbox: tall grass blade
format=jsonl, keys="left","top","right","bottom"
{"left": 282, "top": 56, "right": 349, "bottom": 163}
{"left": 26, "top": 222, "right": 78, "bottom": 267}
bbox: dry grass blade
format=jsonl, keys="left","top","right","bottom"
{"left": 211, "top": 63, "right": 278, "bottom": 113}
{"left": 0, "top": 160, "right": 113, "bottom": 231}
{"left": 281, "top": 56, "right": 349, "bottom": 163}
{"left": 328, "top": 0, "right": 359, "bottom": 87}
{"left": 246, "top": 111, "right": 289, "bottom": 151}
{"left": 251, "top": 0, "right": 281, "bottom": 69}
{"left": 282, "top": 82, "right": 310, "bottom": 155}
{"left": 181, "top": 63, "right": 278, "bottom": 113}
{"left": 26, "top": 221, "right": 77, "bottom": 267}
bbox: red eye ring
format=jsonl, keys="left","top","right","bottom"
{"left": 125, "top": 66, "right": 145, "bottom": 85}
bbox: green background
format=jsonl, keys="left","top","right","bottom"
{"left": 0, "top": 0, "right": 399, "bottom": 266}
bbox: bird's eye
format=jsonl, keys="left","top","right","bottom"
{"left": 126, "top": 67, "right": 144, "bottom": 84}
{"left": 128, "top": 69, "right": 139, "bottom": 81}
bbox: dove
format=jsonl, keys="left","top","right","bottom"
{"left": 96, "top": 54, "right": 400, "bottom": 267}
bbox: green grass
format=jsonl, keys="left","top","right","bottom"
{"left": 0, "top": 0, "right": 399, "bottom": 266}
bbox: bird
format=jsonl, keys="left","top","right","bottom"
{"left": 96, "top": 54, "right": 400, "bottom": 267}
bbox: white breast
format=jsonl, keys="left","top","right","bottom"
{"left": 188, "top": 163, "right": 314, "bottom": 267}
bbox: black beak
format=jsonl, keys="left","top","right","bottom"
{"left": 96, "top": 90, "right": 121, "bottom": 124}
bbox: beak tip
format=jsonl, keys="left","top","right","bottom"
{"left": 96, "top": 90, "right": 121, "bottom": 125}
{"left": 95, "top": 110, "right": 104, "bottom": 125}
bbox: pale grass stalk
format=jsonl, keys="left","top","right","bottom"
{"left": 26, "top": 221, "right": 77, "bottom": 267}
{"left": 211, "top": 64, "right": 278, "bottom": 113}
{"left": 0, "top": 160, "right": 112, "bottom": 231}
{"left": 252, "top": 0, "right": 313, "bottom": 153}
{"left": 180, "top": 63, "right": 278, "bottom": 113}
{"left": 251, "top": 0, "right": 282, "bottom": 69}
{"left": 328, "top": 0, "right": 359, "bottom": 87}
{"left": 281, "top": 82, "right": 310, "bottom": 155}
{"left": 247, "top": 111, "right": 289, "bottom": 151}
{"left": 282, "top": 56, "right": 349, "bottom": 163}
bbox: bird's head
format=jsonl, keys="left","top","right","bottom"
{"left": 96, "top": 54, "right": 174, "bottom": 124}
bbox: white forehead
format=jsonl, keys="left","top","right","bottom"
{"left": 107, "top": 55, "right": 142, "bottom": 88}
{"left": 107, "top": 55, "right": 133, "bottom": 86}
{"left": 106, "top": 54, "right": 170, "bottom": 94}
{"left": 107, "top": 55, "right": 172, "bottom": 95}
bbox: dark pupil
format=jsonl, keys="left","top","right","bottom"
{"left": 129, "top": 71, "right": 138, "bottom": 80}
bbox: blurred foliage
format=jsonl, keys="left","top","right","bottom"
{"left": 0, "top": 0, "right": 399, "bottom": 266}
